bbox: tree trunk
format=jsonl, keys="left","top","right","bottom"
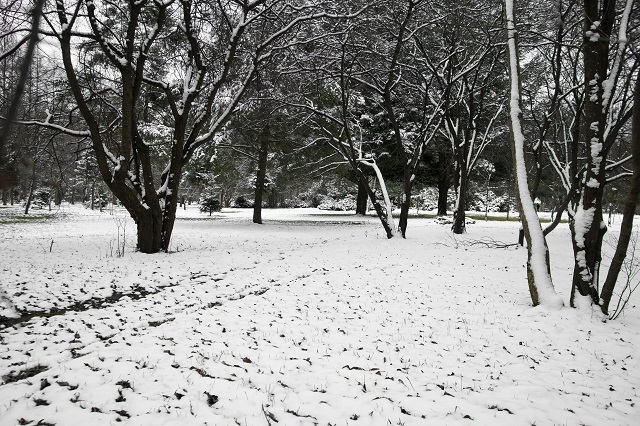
{"left": 24, "top": 165, "right": 36, "bottom": 215}
{"left": 504, "top": 0, "right": 562, "bottom": 308}
{"left": 518, "top": 227, "right": 524, "bottom": 246}
{"left": 600, "top": 75, "right": 640, "bottom": 315}
{"left": 90, "top": 180, "right": 95, "bottom": 210}
{"left": 398, "top": 169, "right": 412, "bottom": 238}
{"left": 570, "top": 0, "right": 615, "bottom": 306}
{"left": 355, "top": 173, "right": 368, "bottom": 215}
{"left": 452, "top": 150, "right": 467, "bottom": 234}
{"left": 55, "top": 185, "right": 62, "bottom": 205}
{"left": 484, "top": 178, "right": 490, "bottom": 221}
{"left": 437, "top": 150, "right": 449, "bottom": 216}
{"left": 356, "top": 168, "right": 394, "bottom": 238}
{"left": 158, "top": 159, "right": 185, "bottom": 253}
{"left": 530, "top": 145, "right": 543, "bottom": 200}
{"left": 253, "top": 130, "right": 269, "bottom": 225}
{"left": 135, "top": 210, "right": 163, "bottom": 254}
{"left": 452, "top": 172, "right": 467, "bottom": 234}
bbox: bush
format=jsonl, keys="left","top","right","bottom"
{"left": 31, "top": 189, "right": 51, "bottom": 209}
{"left": 199, "top": 197, "right": 221, "bottom": 215}
{"left": 415, "top": 187, "right": 439, "bottom": 211}
{"left": 283, "top": 191, "right": 324, "bottom": 208}
{"left": 469, "top": 189, "right": 507, "bottom": 213}
{"left": 233, "top": 196, "right": 253, "bottom": 208}
{"left": 318, "top": 193, "right": 357, "bottom": 211}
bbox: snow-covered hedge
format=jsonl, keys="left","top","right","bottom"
{"left": 317, "top": 193, "right": 357, "bottom": 211}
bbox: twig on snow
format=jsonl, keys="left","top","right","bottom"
{"left": 464, "top": 237, "right": 519, "bottom": 249}
{"left": 262, "top": 405, "right": 278, "bottom": 425}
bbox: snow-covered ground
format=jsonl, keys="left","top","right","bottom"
{"left": 0, "top": 204, "right": 638, "bottom": 425}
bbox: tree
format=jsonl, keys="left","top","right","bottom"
{"left": 199, "top": 174, "right": 222, "bottom": 215}
{"left": 346, "top": 0, "right": 445, "bottom": 238}
{"left": 517, "top": 0, "right": 585, "bottom": 236}
{"left": 570, "top": 0, "right": 637, "bottom": 306}
{"left": 504, "top": 0, "right": 563, "bottom": 308}
{"left": 289, "top": 33, "right": 400, "bottom": 236}
{"left": 32, "top": 0, "right": 351, "bottom": 253}
{"left": 601, "top": 73, "right": 640, "bottom": 315}
{"left": 224, "top": 57, "right": 304, "bottom": 224}
{"left": 428, "top": 0, "right": 506, "bottom": 233}
{"left": 0, "top": 0, "right": 45, "bottom": 186}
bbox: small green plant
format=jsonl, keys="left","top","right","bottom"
{"left": 200, "top": 197, "right": 221, "bottom": 215}
{"left": 233, "top": 195, "right": 252, "bottom": 208}
{"left": 32, "top": 189, "right": 51, "bottom": 210}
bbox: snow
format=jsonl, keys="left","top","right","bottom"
{"left": 0, "top": 205, "right": 639, "bottom": 425}
{"left": 602, "top": 0, "right": 634, "bottom": 111}
{"left": 505, "top": 0, "right": 563, "bottom": 309}
{"left": 589, "top": 75, "right": 600, "bottom": 102}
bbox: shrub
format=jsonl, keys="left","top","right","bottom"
{"left": 318, "top": 193, "right": 356, "bottom": 211}
{"left": 31, "top": 189, "right": 51, "bottom": 209}
{"left": 199, "top": 197, "right": 221, "bottom": 215}
{"left": 233, "top": 196, "right": 253, "bottom": 208}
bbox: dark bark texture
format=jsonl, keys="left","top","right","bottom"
{"left": 437, "top": 149, "right": 450, "bottom": 216}
{"left": 253, "top": 129, "right": 270, "bottom": 224}
{"left": 570, "top": 0, "right": 616, "bottom": 305}
{"left": 355, "top": 172, "right": 368, "bottom": 215}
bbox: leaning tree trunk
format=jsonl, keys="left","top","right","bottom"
{"left": 23, "top": 163, "right": 36, "bottom": 215}
{"left": 253, "top": 130, "right": 269, "bottom": 225}
{"left": 600, "top": 74, "right": 640, "bottom": 315}
{"left": 504, "top": 0, "right": 563, "bottom": 308}
{"left": 355, "top": 167, "right": 394, "bottom": 238}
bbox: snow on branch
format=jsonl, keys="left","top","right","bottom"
{"left": 7, "top": 116, "right": 91, "bottom": 137}
{"left": 601, "top": 0, "right": 634, "bottom": 114}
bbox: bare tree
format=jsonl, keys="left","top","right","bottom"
{"left": 516, "top": 0, "right": 637, "bottom": 309}
{"left": 571, "top": 0, "right": 636, "bottom": 306}
{"left": 287, "top": 28, "right": 397, "bottom": 238}
{"left": 346, "top": 0, "right": 446, "bottom": 238}
{"left": 427, "top": 0, "right": 505, "bottom": 233}
{"left": 504, "top": 0, "right": 563, "bottom": 307}
{"left": 600, "top": 65, "right": 640, "bottom": 315}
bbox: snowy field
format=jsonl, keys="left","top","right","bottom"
{"left": 0, "top": 204, "right": 638, "bottom": 425}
